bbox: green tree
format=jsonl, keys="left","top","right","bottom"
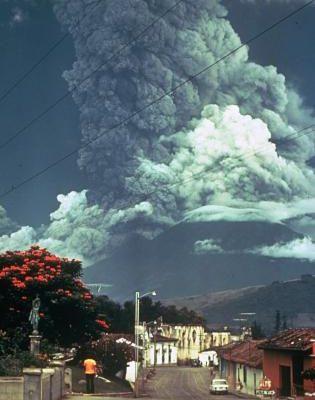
{"left": 274, "top": 310, "right": 281, "bottom": 333}
{"left": 251, "top": 320, "right": 265, "bottom": 339}
{"left": 95, "top": 295, "right": 206, "bottom": 333}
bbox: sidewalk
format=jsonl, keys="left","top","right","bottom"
{"left": 66, "top": 397, "right": 131, "bottom": 400}
{"left": 65, "top": 394, "right": 133, "bottom": 399}
{"left": 229, "top": 389, "right": 259, "bottom": 399}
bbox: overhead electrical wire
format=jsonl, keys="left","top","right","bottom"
{"left": 0, "top": 0, "right": 184, "bottom": 150}
{"left": 0, "top": 0, "right": 104, "bottom": 106}
{"left": 0, "top": 0, "right": 314, "bottom": 201}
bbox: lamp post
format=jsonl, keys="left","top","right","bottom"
{"left": 134, "top": 290, "right": 156, "bottom": 397}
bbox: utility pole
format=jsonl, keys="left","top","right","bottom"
{"left": 134, "top": 290, "right": 140, "bottom": 395}
{"left": 134, "top": 290, "right": 156, "bottom": 397}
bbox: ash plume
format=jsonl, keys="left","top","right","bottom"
{"left": 2, "top": 0, "right": 314, "bottom": 264}
{"left": 49, "top": 0, "right": 315, "bottom": 257}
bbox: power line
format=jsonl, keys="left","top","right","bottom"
{"left": 0, "top": 0, "right": 184, "bottom": 150}
{"left": 0, "top": 0, "right": 104, "bottom": 106}
{"left": 0, "top": 0, "right": 313, "bottom": 200}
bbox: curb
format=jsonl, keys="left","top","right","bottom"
{"left": 230, "top": 390, "right": 260, "bottom": 399}
{"left": 65, "top": 392, "right": 134, "bottom": 398}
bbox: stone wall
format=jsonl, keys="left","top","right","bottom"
{"left": 0, "top": 376, "right": 23, "bottom": 400}
{"left": 0, "top": 362, "right": 66, "bottom": 400}
{"left": 24, "top": 365, "right": 65, "bottom": 400}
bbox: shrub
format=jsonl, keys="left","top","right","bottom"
{"left": 0, "top": 352, "right": 47, "bottom": 376}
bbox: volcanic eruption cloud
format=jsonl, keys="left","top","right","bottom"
{"left": 3, "top": 0, "right": 313, "bottom": 264}
{"left": 47, "top": 0, "right": 315, "bottom": 261}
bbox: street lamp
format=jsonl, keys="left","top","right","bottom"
{"left": 134, "top": 290, "right": 156, "bottom": 395}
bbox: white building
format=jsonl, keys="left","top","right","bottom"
{"left": 209, "top": 329, "right": 231, "bottom": 347}
{"left": 148, "top": 334, "right": 178, "bottom": 366}
{"left": 198, "top": 349, "right": 218, "bottom": 367}
{"left": 159, "top": 324, "right": 210, "bottom": 363}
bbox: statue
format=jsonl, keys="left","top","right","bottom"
{"left": 29, "top": 295, "right": 41, "bottom": 334}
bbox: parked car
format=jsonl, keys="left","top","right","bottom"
{"left": 191, "top": 359, "right": 202, "bottom": 367}
{"left": 209, "top": 379, "right": 229, "bottom": 394}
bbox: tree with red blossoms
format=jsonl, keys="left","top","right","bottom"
{"left": 0, "top": 246, "right": 108, "bottom": 349}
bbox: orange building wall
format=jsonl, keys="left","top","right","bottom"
{"left": 263, "top": 350, "right": 315, "bottom": 394}
{"left": 263, "top": 350, "right": 292, "bottom": 392}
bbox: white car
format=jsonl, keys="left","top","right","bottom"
{"left": 209, "top": 379, "right": 229, "bottom": 395}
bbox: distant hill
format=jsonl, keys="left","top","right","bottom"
{"left": 84, "top": 220, "right": 315, "bottom": 301}
{"left": 164, "top": 275, "right": 315, "bottom": 333}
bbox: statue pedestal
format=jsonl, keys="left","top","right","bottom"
{"left": 29, "top": 334, "right": 42, "bottom": 355}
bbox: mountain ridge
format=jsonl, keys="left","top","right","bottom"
{"left": 84, "top": 220, "right": 315, "bottom": 301}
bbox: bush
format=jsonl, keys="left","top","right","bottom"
{"left": 0, "top": 352, "right": 47, "bottom": 376}
{"left": 77, "top": 336, "right": 134, "bottom": 377}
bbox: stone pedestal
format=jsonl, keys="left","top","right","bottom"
{"left": 23, "top": 368, "right": 42, "bottom": 400}
{"left": 29, "top": 335, "right": 42, "bottom": 355}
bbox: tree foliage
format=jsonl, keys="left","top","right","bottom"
{"left": 251, "top": 320, "right": 265, "bottom": 339}
{"left": 95, "top": 295, "right": 206, "bottom": 333}
{"left": 0, "top": 246, "right": 107, "bottom": 349}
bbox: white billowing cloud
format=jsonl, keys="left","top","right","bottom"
{"left": 0, "top": 226, "right": 36, "bottom": 252}
{"left": 0, "top": 205, "right": 18, "bottom": 235}
{"left": 0, "top": 190, "right": 166, "bottom": 265}
{"left": 157, "top": 105, "right": 315, "bottom": 212}
{"left": 185, "top": 197, "right": 315, "bottom": 224}
{"left": 250, "top": 237, "right": 315, "bottom": 261}
{"left": 52, "top": 0, "right": 315, "bottom": 230}
{"left": 194, "top": 239, "right": 224, "bottom": 255}
{"left": 240, "top": 0, "right": 313, "bottom": 3}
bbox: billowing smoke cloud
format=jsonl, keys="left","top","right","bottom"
{"left": 0, "top": 190, "right": 168, "bottom": 265}
{"left": 48, "top": 0, "right": 315, "bottom": 261}
{"left": 0, "top": 205, "right": 18, "bottom": 236}
{"left": 194, "top": 239, "right": 223, "bottom": 255}
{"left": 52, "top": 0, "right": 314, "bottom": 199}
{"left": 249, "top": 237, "right": 315, "bottom": 261}
{"left": 1, "top": 0, "right": 312, "bottom": 264}
{"left": 185, "top": 198, "right": 315, "bottom": 225}
{"left": 240, "top": 0, "right": 313, "bottom": 4}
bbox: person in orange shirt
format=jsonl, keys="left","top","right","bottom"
{"left": 83, "top": 356, "right": 97, "bottom": 393}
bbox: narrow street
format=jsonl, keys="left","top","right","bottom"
{"left": 146, "top": 367, "right": 245, "bottom": 400}
{"left": 67, "top": 367, "right": 252, "bottom": 399}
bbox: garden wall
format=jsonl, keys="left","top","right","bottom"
{"left": 24, "top": 363, "right": 66, "bottom": 400}
{"left": 0, "top": 362, "right": 66, "bottom": 400}
{"left": 0, "top": 376, "right": 23, "bottom": 400}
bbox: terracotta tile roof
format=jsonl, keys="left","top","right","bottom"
{"left": 258, "top": 328, "right": 315, "bottom": 352}
{"left": 218, "top": 340, "right": 264, "bottom": 369}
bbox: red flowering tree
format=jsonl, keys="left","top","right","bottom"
{"left": 0, "top": 246, "right": 108, "bottom": 349}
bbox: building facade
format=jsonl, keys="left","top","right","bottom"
{"left": 259, "top": 328, "right": 315, "bottom": 397}
{"left": 218, "top": 340, "right": 264, "bottom": 396}
{"left": 159, "top": 324, "right": 209, "bottom": 363}
{"left": 148, "top": 334, "right": 178, "bottom": 366}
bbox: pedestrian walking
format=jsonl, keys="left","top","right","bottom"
{"left": 83, "top": 356, "right": 97, "bottom": 394}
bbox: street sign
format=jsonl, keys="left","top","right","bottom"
{"left": 256, "top": 389, "right": 276, "bottom": 397}
{"left": 256, "top": 377, "right": 275, "bottom": 398}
